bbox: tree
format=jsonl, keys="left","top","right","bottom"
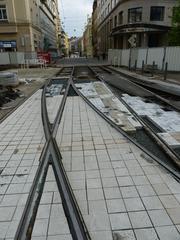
{"left": 169, "top": 0, "right": 180, "bottom": 46}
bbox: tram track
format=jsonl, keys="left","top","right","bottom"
{"left": 73, "top": 65, "right": 180, "bottom": 178}
{"left": 13, "top": 64, "right": 180, "bottom": 240}
{"left": 89, "top": 66, "right": 180, "bottom": 166}
{"left": 14, "top": 67, "right": 90, "bottom": 240}
{"left": 102, "top": 65, "right": 180, "bottom": 111}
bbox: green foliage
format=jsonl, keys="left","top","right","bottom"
{"left": 169, "top": 0, "right": 180, "bottom": 46}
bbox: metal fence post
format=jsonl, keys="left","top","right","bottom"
{"left": 134, "top": 59, "right": 137, "bottom": 72}
{"left": 142, "top": 60, "right": 144, "bottom": 75}
{"left": 152, "top": 61, "right": 155, "bottom": 77}
{"left": 164, "top": 62, "right": 168, "bottom": 81}
{"left": 128, "top": 47, "right": 132, "bottom": 71}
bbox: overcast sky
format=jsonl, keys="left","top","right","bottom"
{"left": 58, "top": 0, "right": 93, "bottom": 37}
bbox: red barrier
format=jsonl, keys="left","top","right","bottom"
{"left": 37, "top": 52, "right": 51, "bottom": 64}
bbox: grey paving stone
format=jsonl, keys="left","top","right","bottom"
{"left": 128, "top": 211, "right": 152, "bottom": 228}
{"left": 47, "top": 235, "right": 72, "bottom": 240}
{"left": 100, "top": 169, "right": 115, "bottom": 178}
{"left": 0, "top": 222, "right": 9, "bottom": 238}
{"left": 48, "top": 217, "right": 70, "bottom": 235}
{"left": 156, "top": 225, "right": 180, "bottom": 240}
{"left": 132, "top": 176, "right": 150, "bottom": 185}
{"left": 110, "top": 213, "right": 131, "bottom": 230}
{"left": 13, "top": 206, "right": 24, "bottom": 221}
{"left": 36, "top": 204, "right": 51, "bottom": 219}
{"left": 159, "top": 195, "right": 180, "bottom": 209}
{"left": 6, "top": 183, "right": 25, "bottom": 194}
{"left": 175, "top": 194, "right": 180, "bottom": 203}
{"left": 137, "top": 185, "right": 156, "bottom": 197}
{"left": 176, "top": 224, "right": 180, "bottom": 233}
{"left": 50, "top": 204, "right": 64, "bottom": 218}
{"left": 106, "top": 199, "right": 126, "bottom": 213}
{"left": 135, "top": 228, "right": 158, "bottom": 240}
{"left": 0, "top": 194, "right": 20, "bottom": 207}
{"left": 104, "top": 187, "right": 121, "bottom": 199}
{"left": 114, "top": 168, "right": 129, "bottom": 177}
{"left": 0, "top": 207, "right": 15, "bottom": 221}
{"left": 98, "top": 161, "right": 112, "bottom": 169}
{"left": 87, "top": 178, "right": 102, "bottom": 189}
{"left": 78, "top": 200, "right": 88, "bottom": 215}
{"left": 84, "top": 214, "right": 111, "bottom": 231}
{"left": 148, "top": 209, "right": 173, "bottom": 226}
{"left": 124, "top": 198, "right": 145, "bottom": 211}
{"left": 142, "top": 196, "right": 164, "bottom": 210}
{"left": 113, "top": 230, "right": 136, "bottom": 240}
{"left": 85, "top": 160, "right": 98, "bottom": 170}
{"left": 74, "top": 189, "right": 87, "bottom": 201}
{"left": 166, "top": 181, "right": 180, "bottom": 194}
{"left": 102, "top": 177, "right": 118, "bottom": 188}
{"left": 152, "top": 183, "right": 171, "bottom": 195}
{"left": 32, "top": 219, "right": 48, "bottom": 237}
{"left": 166, "top": 208, "right": 180, "bottom": 224}
{"left": 117, "top": 176, "right": 134, "bottom": 187}
{"left": 40, "top": 192, "right": 53, "bottom": 204}
{"left": 87, "top": 188, "right": 104, "bottom": 201}
{"left": 31, "top": 237, "right": 46, "bottom": 240}
{"left": 127, "top": 166, "right": 144, "bottom": 176}
{"left": 111, "top": 161, "right": 126, "bottom": 169}
{"left": 5, "top": 220, "right": 19, "bottom": 238}
{"left": 120, "top": 186, "right": 139, "bottom": 198}
{"left": 89, "top": 200, "right": 107, "bottom": 214}
{"left": 147, "top": 175, "right": 163, "bottom": 184}
{"left": 0, "top": 176, "right": 13, "bottom": 187}
{"left": 86, "top": 170, "right": 100, "bottom": 179}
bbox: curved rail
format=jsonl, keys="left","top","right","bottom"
{"left": 71, "top": 71, "right": 180, "bottom": 181}
{"left": 104, "top": 65, "right": 180, "bottom": 111}
{"left": 89, "top": 66, "right": 180, "bottom": 167}
{"left": 15, "top": 67, "right": 90, "bottom": 240}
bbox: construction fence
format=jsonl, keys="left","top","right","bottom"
{"left": 0, "top": 52, "right": 52, "bottom": 66}
{"left": 108, "top": 46, "right": 180, "bottom": 72}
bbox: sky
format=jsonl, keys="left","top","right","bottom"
{"left": 58, "top": 0, "right": 93, "bottom": 37}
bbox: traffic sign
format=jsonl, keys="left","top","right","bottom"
{"left": 128, "top": 34, "right": 137, "bottom": 47}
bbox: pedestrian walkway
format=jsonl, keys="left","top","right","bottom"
{"left": 0, "top": 89, "right": 65, "bottom": 239}
{"left": 56, "top": 96, "right": 180, "bottom": 240}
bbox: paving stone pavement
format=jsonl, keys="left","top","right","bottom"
{"left": 56, "top": 96, "right": 180, "bottom": 240}
{"left": 0, "top": 89, "right": 64, "bottom": 239}
{"left": 31, "top": 166, "right": 72, "bottom": 240}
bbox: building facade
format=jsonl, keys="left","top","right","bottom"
{"left": 60, "top": 30, "right": 69, "bottom": 57}
{"left": 92, "top": 0, "right": 98, "bottom": 57}
{"left": 94, "top": 0, "right": 177, "bottom": 55}
{"left": 83, "top": 17, "right": 93, "bottom": 57}
{"left": 0, "top": 0, "right": 60, "bottom": 52}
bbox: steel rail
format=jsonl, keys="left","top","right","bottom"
{"left": 15, "top": 67, "right": 90, "bottom": 240}
{"left": 89, "top": 66, "right": 180, "bottom": 166}
{"left": 71, "top": 76, "right": 180, "bottom": 181}
{"left": 105, "top": 65, "right": 180, "bottom": 111}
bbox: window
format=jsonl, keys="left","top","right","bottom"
{"left": 119, "top": 11, "right": 123, "bottom": 25}
{"left": 128, "top": 7, "right": 142, "bottom": 23}
{"left": 150, "top": 6, "right": 164, "bottom": 21}
{"left": 108, "top": 3, "right": 110, "bottom": 13}
{"left": 114, "top": 15, "right": 117, "bottom": 27}
{"left": 110, "top": 19, "right": 113, "bottom": 31}
{"left": 0, "top": 5, "right": 7, "bottom": 21}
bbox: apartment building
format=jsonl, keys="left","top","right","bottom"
{"left": 94, "top": 0, "right": 177, "bottom": 55}
{"left": 60, "top": 30, "right": 69, "bottom": 57}
{"left": 0, "top": 0, "right": 60, "bottom": 52}
{"left": 83, "top": 17, "right": 93, "bottom": 57}
{"left": 92, "top": 0, "right": 98, "bottom": 57}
